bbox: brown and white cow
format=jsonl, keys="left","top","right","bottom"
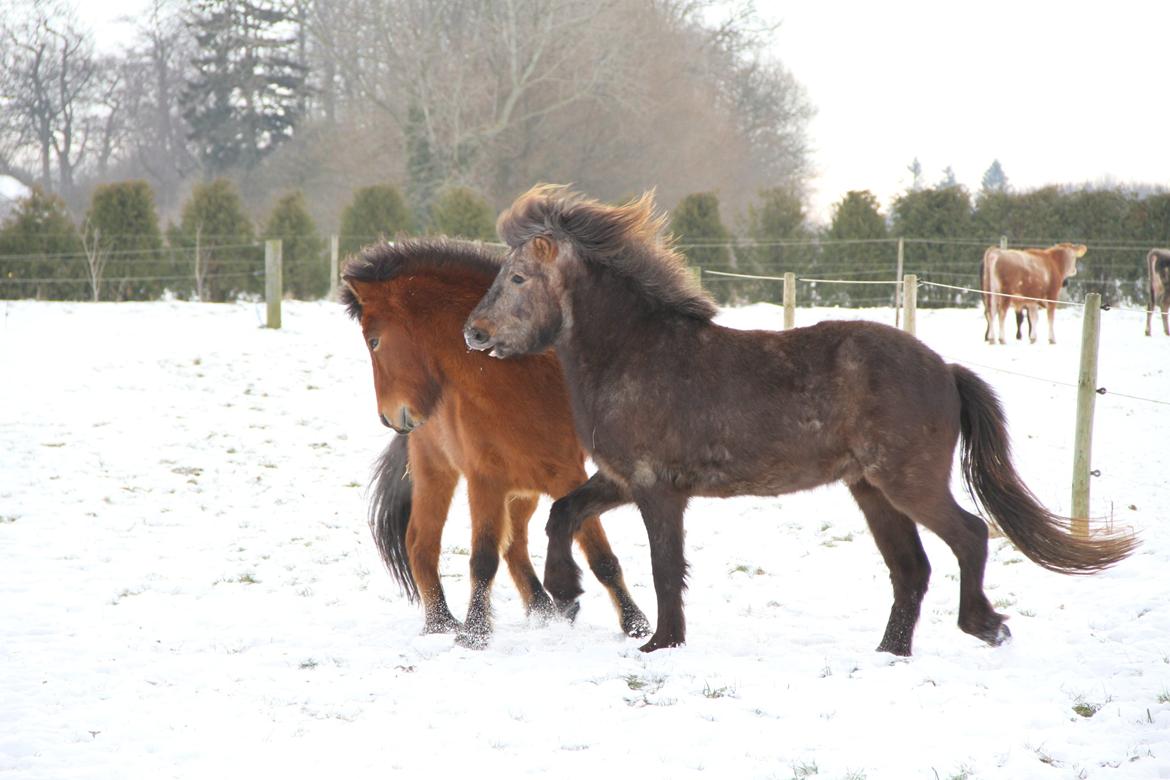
{"left": 1146, "top": 249, "right": 1170, "bottom": 337}
{"left": 982, "top": 243, "right": 1086, "bottom": 344}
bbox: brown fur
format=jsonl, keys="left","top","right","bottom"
{"left": 343, "top": 238, "right": 648, "bottom": 647}
{"left": 466, "top": 186, "right": 1136, "bottom": 655}
{"left": 982, "top": 243, "right": 1086, "bottom": 344}
{"left": 1146, "top": 249, "right": 1170, "bottom": 336}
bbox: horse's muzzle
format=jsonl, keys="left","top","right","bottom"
{"left": 381, "top": 406, "right": 422, "bottom": 434}
{"left": 463, "top": 324, "right": 493, "bottom": 352}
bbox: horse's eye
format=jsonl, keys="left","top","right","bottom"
{"left": 368, "top": 337, "right": 380, "bottom": 350}
{"left": 511, "top": 274, "right": 526, "bottom": 285}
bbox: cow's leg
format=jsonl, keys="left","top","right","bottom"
{"left": 1161, "top": 302, "right": 1169, "bottom": 336}
{"left": 1014, "top": 308, "right": 1024, "bottom": 341}
{"left": 995, "top": 300, "right": 1009, "bottom": 345}
{"left": 1026, "top": 303, "right": 1039, "bottom": 344}
{"left": 1046, "top": 302, "right": 1058, "bottom": 344}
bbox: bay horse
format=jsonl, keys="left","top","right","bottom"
{"left": 982, "top": 243, "right": 1086, "bottom": 344}
{"left": 1146, "top": 249, "right": 1170, "bottom": 336}
{"left": 464, "top": 185, "right": 1136, "bottom": 655}
{"left": 342, "top": 238, "right": 649, "bottom": 648}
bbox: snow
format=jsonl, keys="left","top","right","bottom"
{"left": 2, "top": 298, "right": 1168, "bottom": 779}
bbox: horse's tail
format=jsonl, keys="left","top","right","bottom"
{"left": 369, "top": 434, "right": 419, "bottom": 601}
{"left": 951, "top": 363, "right": 1137, "bottom": 573}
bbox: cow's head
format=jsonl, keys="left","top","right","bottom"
{"left": 1054, "top": 243, "right": 1087, "bottom": 278}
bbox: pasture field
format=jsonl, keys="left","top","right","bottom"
{"left": 1, "top": 299, "right": 1168, "bottom": 779}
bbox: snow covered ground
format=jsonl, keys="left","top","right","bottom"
{"left": 2, "top": 298, "right": 1168, "bottom": 780}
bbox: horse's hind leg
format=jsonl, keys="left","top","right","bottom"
{"left": 848, "top": 480, "right": 931, "bottom": 656}
{"left": 544, "top": 472, "right": 631, "bottom": 620}
{"left": 574, "top": 514, "right": 651, "bottom": 638}
{"left": 406, "top": 455, "right": 461, "bottom": 634}
{"left": 501, "top": 494, "right": 556, "bottom": 620}
{"left": 881, "top": 479, "right": 1008, "bottom": 647}
{"left": 456, "top": 476, "right": 510, "bottom": 649}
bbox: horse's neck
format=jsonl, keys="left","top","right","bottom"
{"left": 556, "top": 262, "right": 694, "bottom": 422}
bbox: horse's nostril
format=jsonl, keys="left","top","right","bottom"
{"left": 465, "top": 325, "right": 488, "bottom": 347}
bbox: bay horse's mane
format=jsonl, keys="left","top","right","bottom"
{"left": 341, "top": 237, "right": 503, "bottom": 319}
{"left": 498, "top": 184, "right": 718, "bottom": 321}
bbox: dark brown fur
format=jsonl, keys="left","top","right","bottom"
{"left": 1146, "top": 249, "right": 1170, "bottom": 337}
{"left": 465, "top": 187, "right": 1137, "bottom": 655}
{"left": 343, "top": 238, "right": 649, "bottom": 647}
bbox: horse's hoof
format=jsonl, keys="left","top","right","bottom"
{"left": 422, "top": 617, "right": 462, "bottom": 635}
{"left": 875, "top": 640, "right": 912, "bottom": 657}
{"left": 622, "top": 611, "right": 652, "bottom": 639}
{"left": 985, "top": 623, "right": 1012, "bottom": 647}
{"left": 555, "top": 598, "right": 581, "bottom": 624}
{"left": 528, "top": 592, "right": 558, "bottom": 625}
{"left": 454, "top": 629, "right": 490, "bottom": 650}
{"left": 638, "top": 634, "right": 683, "bottom": 653}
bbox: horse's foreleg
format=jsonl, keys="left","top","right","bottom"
{"left": 501, "top": 494, "right": 556, "bottom": 620}
{"left": 406, "top": 459, "right": 461, "bottom": 634}
{"left": 848, "top": 480, "right": 930, "bottom": 656}
{"left": 544, "top": 472, "right": 629, "bottom": 619}
{"left": 632, "top": 486, "right": 689, "bottom": 652}
{"left": 457, "top": 477, "right": 509, "bottom": 649}
{"left": 574, "top": 513, "right": 651, "bottom": 638}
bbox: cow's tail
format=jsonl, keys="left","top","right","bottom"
{"left": 952, "top": 363, "right": 1138, "bottom": 573}
{"left": 369, "top": 434, "right": 419, "bottom": 601}
{"left": 981, "top": 248, "right": 997, "bottom": 341}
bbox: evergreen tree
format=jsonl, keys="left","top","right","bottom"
{"left": 938, "top": 166, "right": 958, "bottom": 188}
{"left": 84, "top": 181, "right": 164, "bottom": 301}
{"left": 168, "top": 178, "right": 258, "bottom": 301}
{"left": 405, "top": 102, "right": 442, "bottom": 219}
{"left": 671, "top": 192, "right": 731, "bottom": 304}
{"left": 338, "top": 185, "right": 414, "bottom": 258}
{"left": 182, "top": 0, "right": 309, "bottom": 175}
{"left": 891, "top": 185, "right": 974, "bottom": 306}
{"left": 823, "top": 190, "right": 890, "bottom": 306}
{"left": 906, "top": 158, "right": 924, "bottom": 191}
{"left": 428, "top": 186, "right": 496, "bottom": 241}
{"left": 0, "top": 188, "right": 85, "bottom": 300}
{"left": 264, "top": 190, "right": 326, "bottom": 299}
{"left": 980, "top": 160, "right": 1008, "bottom": 194}
{"left": 738, "top": 187, "right": 809, "bottom": 304}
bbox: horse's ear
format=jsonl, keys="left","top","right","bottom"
{"left": 531, "top": 235, "right": 558, "bottom": 264}
{"left": 344, "top": 277, "right": 374, "bottom": 306}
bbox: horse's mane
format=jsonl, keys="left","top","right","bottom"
{"left": 498, "top": 184, "right": 718, "bottom": 321}
{"left": 341, "top": 237, "right": 503, "bottom": 319}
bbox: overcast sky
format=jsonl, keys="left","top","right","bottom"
{"left": 77, "top": 0, "right": 1170, "bottom": 223}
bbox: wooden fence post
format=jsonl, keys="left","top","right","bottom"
{"left": 1000, "top": 235, "right": 1008, "bottom": 249}
{"left": 895, "top": 237, "right": 904, "bottom": 326}
{"left": 1071, "top": 293, "right": 1102, "bottom": 536}
{"left": 266, "top": 239, "right": 282, "bottom": 329}
{"left": 783, "top": 271, "right": 795, "bottom": 329}
{"left": 902, "top": 274, "right": 917, "bottom": 336}
{"left": 329, "top": 234, "right": 340, "bottom": 300}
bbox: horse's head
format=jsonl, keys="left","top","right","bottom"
{"left": 343, "top": 277, "right": 441, "bottom": 433}
{"left": 464, "top": 235, "right": 566, "bottom": 358}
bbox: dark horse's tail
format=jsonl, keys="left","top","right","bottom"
{"left": 369, "top": 434, "right": 419, "bottom": 600}
{"left": 951, "top": 364, "right": 1137, "bottom": 573}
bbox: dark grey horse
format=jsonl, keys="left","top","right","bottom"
{"left": 465, "top": 185, "right": 1136, "bottom": 655}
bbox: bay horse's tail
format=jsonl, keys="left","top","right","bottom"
{"left": 951, "top": 364, "right": 1137, "bottom": 573}
{"left": 369, "top": 434, "right": 419, "bottom": 601}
